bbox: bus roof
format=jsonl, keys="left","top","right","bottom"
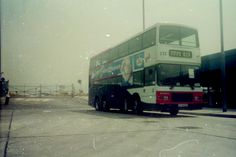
{"left": 90, "top": 22, "right": 198, "bottom": 60}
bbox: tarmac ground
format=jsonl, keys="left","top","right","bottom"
{"left": 1, "top": 97, "right": 236, "bottom": 157}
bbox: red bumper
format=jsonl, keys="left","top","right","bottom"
{"left": 156, "top": 91, "right": 204, "bottom": 105}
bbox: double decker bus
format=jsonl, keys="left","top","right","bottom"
{"left": 89, "top": 23, "right": 203, "bottom": 116}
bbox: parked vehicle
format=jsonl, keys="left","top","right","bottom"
{"left": 88, "top": 23, "right": 204, "bottom": 116}
{"left": 0, "top": 77, "right": 10, "bottom": 105}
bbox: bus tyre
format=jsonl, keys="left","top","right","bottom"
{"left": 5, "top": 96, "right": 9, "bottom": 105}
{"left": 94, "top": 98, "right": 101, "bottom": 111}
{"left": 121, "top": 98, "right": 128, "bottom": 113}
{"left": 102, "top": 98, "right": 109, "bottom": 112}
{"left": 170, "top": 109, "right": 179, "bottom": 116}
{"left": 133, "top": 97, "right": 143, "bottom": 115}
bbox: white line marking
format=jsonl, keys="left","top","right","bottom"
{"left": 159, "top": 139, "right": 199, "bottom": 157}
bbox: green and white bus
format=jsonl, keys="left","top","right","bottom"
{"left": 89, "top": 23, "right": 203, "bottom": 115}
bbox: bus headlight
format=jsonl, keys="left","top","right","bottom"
{"left": 193, "top": 92, "right": 203, "bottom": 102}
{"left": 156, "top": 92, "right": 171, "bottom": 104}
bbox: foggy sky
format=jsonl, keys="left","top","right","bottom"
{"left": 1, "top": 0, "right": 236, "bottom": 92}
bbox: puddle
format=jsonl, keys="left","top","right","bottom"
{"left": 177, "top": 126, "right": 202, "bottom": 129}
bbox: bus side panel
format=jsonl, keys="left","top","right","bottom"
{"left": 89, "top": 84, "right": 133, "bottom": 109}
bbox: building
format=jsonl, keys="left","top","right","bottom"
{"left": 201, "top": 49, "right": 236, "bottom": 108}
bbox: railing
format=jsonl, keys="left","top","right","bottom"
{"left": 8, "top": 84, "right": 80, "bottom": 98}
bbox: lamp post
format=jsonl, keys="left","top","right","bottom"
{"left": 0, "top": 0, "right": 2, "bottom": 75}
{"left": 0, "top": 1, "right": 2, "bottom": 109}
{"left": 219, "top": 0, "right": 227, "bottom": 112}
{"left": 142, "top": 0, "right": 145, "bottom": 31}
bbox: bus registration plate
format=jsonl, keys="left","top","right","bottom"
{"left": 169, "top": 50, "right": 192, "bottom": 58}
{"left": 178, "top": 104, "right": 188, "bottom": 107}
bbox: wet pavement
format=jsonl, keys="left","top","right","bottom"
{"left": 1, "top": 97, "right": 236, "bottom": 157}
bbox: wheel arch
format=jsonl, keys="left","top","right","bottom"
{"left": 132, "top": 92, "right": 141, "bottom": 101}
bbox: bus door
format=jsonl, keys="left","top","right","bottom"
{"left": 142, "top": 66, "right": 156, "bottom": 104}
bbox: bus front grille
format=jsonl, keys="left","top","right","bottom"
{"left": 172, "top": 93, "right": 193, "bottom": 102}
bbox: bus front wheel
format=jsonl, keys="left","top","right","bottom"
{"left": 170, "top": 109, "right": 179, "bottom": 116}
{"left": 133, "top": 97, "right": 143, "bottom": 115}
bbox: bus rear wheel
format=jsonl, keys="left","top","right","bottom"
{"left": 101, "top": 98, "right": 109, "bottom": 112}
{"left": 94, "top": 98, "right": 101, "bottom": 111}
{"left": 5, "top": 96, "right": 9, "bottom": 105}
{"left": 121, "top": 98, "right": 129, "bottom": 113}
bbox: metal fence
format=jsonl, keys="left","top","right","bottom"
{"left": 9, "top": 84, "right": 77, "bottom": 98}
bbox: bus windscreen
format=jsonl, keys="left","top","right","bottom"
{"left": 157, "top": 64, "right": 201, "bottom": 87}
{"left": 159, "top": 25, "right": 199, "bottom": 47}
